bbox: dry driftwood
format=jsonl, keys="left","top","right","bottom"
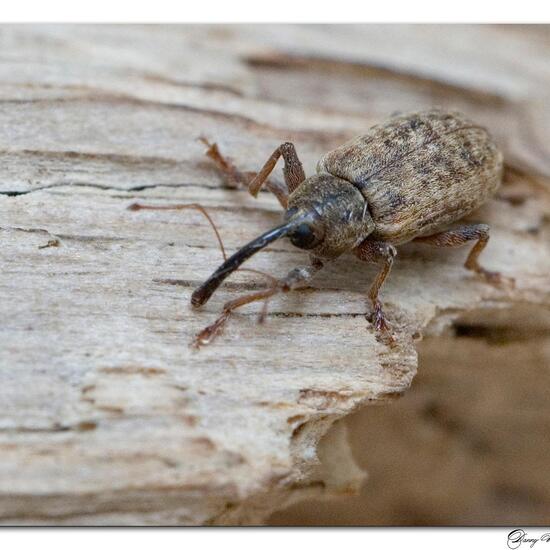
{"left": 0, "top": 24, "right": 549, "bottom": 525}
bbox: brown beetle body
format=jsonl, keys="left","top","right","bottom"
{"left": 130, "top": 110, "right": 511, "bottom": 346}
{"left": 316, "top": 110, "right": 503, "bottom": 246}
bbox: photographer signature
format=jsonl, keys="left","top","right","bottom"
{"left": 508, "top": 530, "right": 550, "bottom": 549}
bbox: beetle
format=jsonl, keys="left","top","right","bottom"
{"left": 131, "top": 109, "right": 512, "bottom": 346}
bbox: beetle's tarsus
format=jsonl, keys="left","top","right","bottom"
{"left": 474, "top": 267, "right": 516, "bottom": 289}
{"left": 369, "top": 300, "right": 396, "bottom": 345}
{"left": 192, "top": 311, "right": 231, "bottom": 348}
{"left": 371, "top": 300, "right": 390, "bottom": 332}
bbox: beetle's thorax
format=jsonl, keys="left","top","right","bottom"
{"left": 284, "top": 173, "right": 374, "bottom": 259}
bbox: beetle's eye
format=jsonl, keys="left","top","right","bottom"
{"left": 289, "top": 222, "right": 317, "bottom": 249}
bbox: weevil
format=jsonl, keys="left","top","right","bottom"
{"left": 131, "top": 109, "right": 513, "bottom": 346}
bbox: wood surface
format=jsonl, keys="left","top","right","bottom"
{"left": 0, "top": 24, "right": 549, "bottom": 524}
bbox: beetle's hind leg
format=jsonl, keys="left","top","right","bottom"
{"left": 194, "top": 259, "right": 323, "bottom": 348}
{"left": 199, "top": 137, "right": 290, "bottom": 208}
{"left": 414, "top": 223, "right": 514, "bottom": 287}
{"left": 354, "top": 239, "right": 397, "bottom": 341}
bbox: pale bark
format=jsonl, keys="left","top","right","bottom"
{"left": 0, "top": 24, "right": 549, "bottom": 525}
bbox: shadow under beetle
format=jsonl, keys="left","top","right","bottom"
{"left": 130, "top": 110, "right": 514, "bottom": 347}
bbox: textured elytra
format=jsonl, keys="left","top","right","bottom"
{"left": 317, "top": 110, "right": 503, "bottom": 244}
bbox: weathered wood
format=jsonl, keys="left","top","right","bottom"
{"left": 272, "top": 313, "right": 550, "bottom": 525}
{"left": 0, "top": 24, "right": 549, "bottom": 525}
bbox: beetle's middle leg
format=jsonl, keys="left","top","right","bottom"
{"left": 354, "top": 239, "right": 397, "bottom": 334}
{"left": 413, "top": 223, "right": 514, "bottom": 287}
{"left": 194, "top": 258, "right": 323, "bottom": 347}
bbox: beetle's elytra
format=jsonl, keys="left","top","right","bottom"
{"left": 130, "top": 109, "right": 513, "bottom": 346}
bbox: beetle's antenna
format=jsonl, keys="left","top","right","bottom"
{"left": 191, "top": 217, "right": 305, "bottom": 308}
{"left": 128, "top": 201, "right": 278, "bottom": 294}
{"left": 128, "top": 202, "right": 228, "bottom": 260}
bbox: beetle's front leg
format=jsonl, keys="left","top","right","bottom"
{"left": 193, "top": 258, "right": 323, "bottom": 348}
{"left": 354, "top": 239, "right": 397, "bottom": 336}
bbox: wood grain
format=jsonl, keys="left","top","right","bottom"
{"left": 0, "top": 24, "right": 549, "bottom": 525}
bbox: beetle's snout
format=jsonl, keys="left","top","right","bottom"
{"left": 191, "top": 217, "right": 309, "bottom": 308}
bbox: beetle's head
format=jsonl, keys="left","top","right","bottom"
{"left": 284, "top": 173, "right": 374, "bottom": 258}
{"left": 191, "top": 174, "right": 373, "bottom": 308}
